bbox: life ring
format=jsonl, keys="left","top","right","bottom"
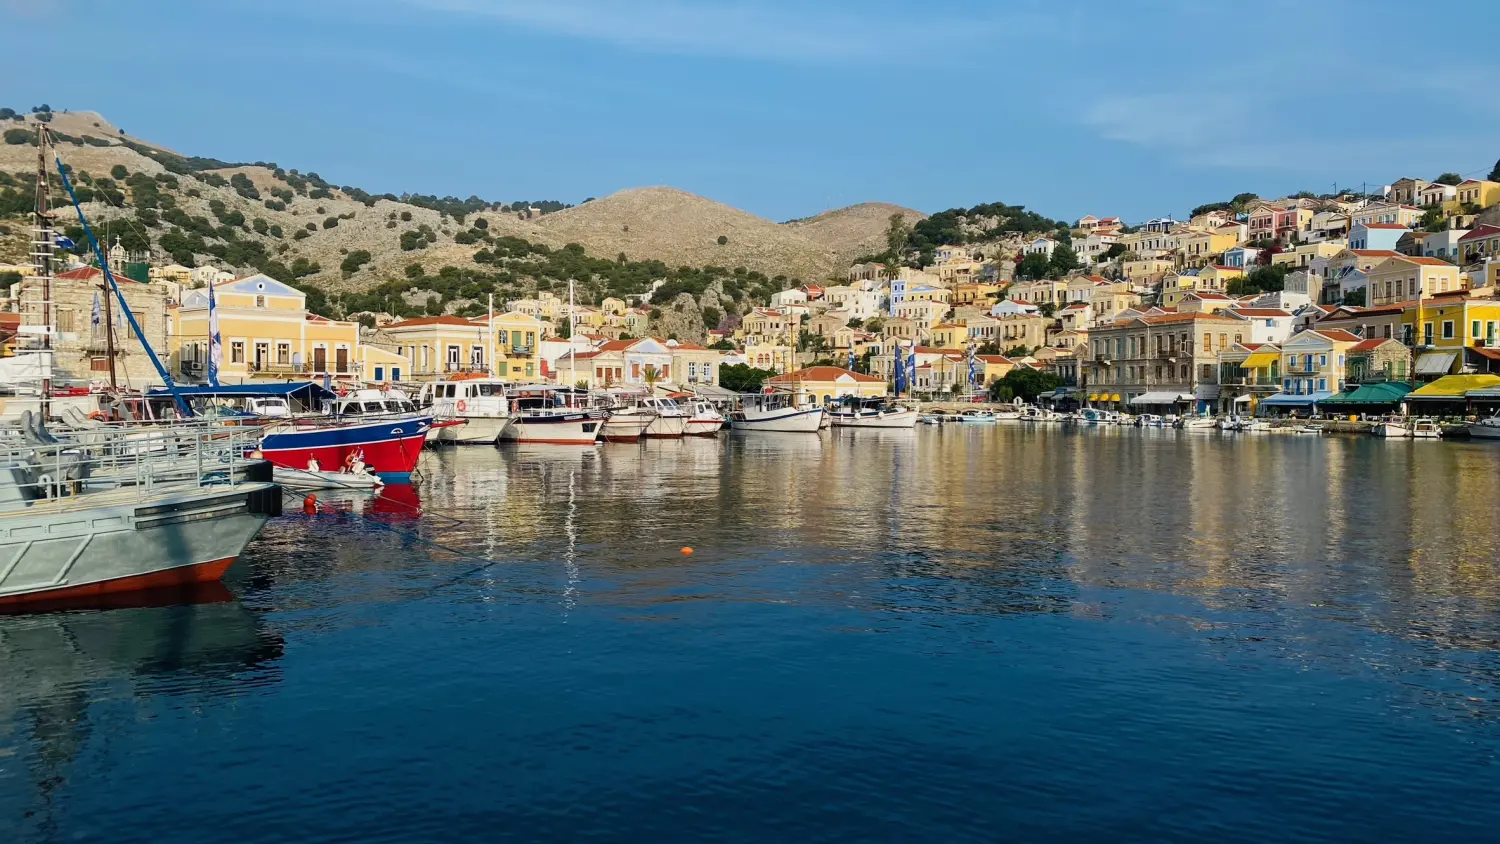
{"left": 456, "top": 399, "right": 468, "bottom": 412}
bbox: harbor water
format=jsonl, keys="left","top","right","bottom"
{"left": 4, "top": 426, "right": 1500, "bottom": 842}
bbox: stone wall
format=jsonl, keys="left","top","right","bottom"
{"left": 15, "top": 277, "right": 171, "bottom": 385}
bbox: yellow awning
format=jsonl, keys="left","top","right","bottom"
{"left": 1088, "top": 393, "right": 1099, "bottom": 401}
{"left": 1409, "top": 374, "right": 1500, "bottom": 398}
{"left": 1110, "top": 394, "right": 1122, "bottom": 402}
{"left": 1242, "top": 352, "right": 1279, "bottom": 368}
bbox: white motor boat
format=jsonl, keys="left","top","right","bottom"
{"left": 992, "top": 406, "right": 1023, "bottom": 421}
{"left": 1373, "top": 415, "right": 1412, "bottom": 438}
{"left": 1180, "top": 416, "right": 1218, "bottom": 430}
{"left": 1078, "top": 408, "right": 1105, "bottom": 425}
{"left": 1241, "top": 418, "right": 1272, "bottom": 432}
{"left": 1467, "top": 414, "right": 1500, "bottom": 439}
{"left": 640, "top": 396, "right": 688, "bottom": 438}
{"left": 682, "top": 399, "right": 726, "bottom": 436}
{"left": 955, "top": 409, "right": 997, "bottom": 424}
{"left": 418, "top": 379, "right": 512, "bottom": 445}
{"left": 601, "top": 405, "right": 656, "bottom": 442}
{"left": 829, "top": 398, "right": 919, "bottom": 429}
{"left": 731, "top": 392, "right": 824, "bottom": 433}
{"left": 500, "top": 386, "right": 603, "bottom": 445}
{"left": 1135, "top": 414, "right": 1166, "bottom": 428}
{"left": 1411, "top": 418, "right": 1442, "bottom": 439}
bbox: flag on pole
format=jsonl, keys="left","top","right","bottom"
{"left": 905, "top": 345, "right": 917, "bottom": 391}
{"left": 893, "top": 344, "right": 905, "bottom": 395}
{"left": 967, "top": 345, "right": 978, "bottom": 391}
{"left": 55, "top": 234, "right": 76, "bottom": 250}
{"left": 91, "top": 291, "right": 101, "bottom": 330}
{"left": 207, "top": 282, "right": 222, "bottom": 386}
{"left": 848, "top": 347, "right": 856, "bottom": 372}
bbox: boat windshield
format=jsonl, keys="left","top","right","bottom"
{"left": 475, "top": 384, "right": 506, "bottom": 397}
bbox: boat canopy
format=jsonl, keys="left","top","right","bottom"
{"left": 1260, "top": 391, "right": 1335, "bottom": 406}
{"left": 148, "top": 382, "right": 337, "bottom": 402}
{"left": 1407, "top": 374, "right": 1500, "bottom": 400}
{"left": 1320, "top": 382, "right": 1413, "bottom": 405}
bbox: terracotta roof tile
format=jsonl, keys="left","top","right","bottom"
{"left": 768, "top": 366, "right": 883, "bottom": 384}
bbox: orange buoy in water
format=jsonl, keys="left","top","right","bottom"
{"left": 681, "top": 547, "right": 694, "bottom": 556}
{"left": 302, "top": 494, "right": 318, "bottom": 515}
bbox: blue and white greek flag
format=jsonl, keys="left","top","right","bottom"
{"left": 91, "top": 291, "right": 101, "bottom": 330}
{"left": 905, "top": 346, "right": 917, "bottom": 389}
{"left": 54, "top": 234, "right": 75, "bottom": 250}
{"left": 967, "top": 347, "right": 978, "bottom": 389}
{"left": 848, "top": 348, "right": 856, "bottom": 371}
{"left": 207, "top": 283, "right": 222, "bottom": 386}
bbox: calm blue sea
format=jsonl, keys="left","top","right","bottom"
{"left": 3, "top": 427, "right": 1499, "bottom": 842}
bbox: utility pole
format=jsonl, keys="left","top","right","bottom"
{"left": 101, "top": 280, "right": 117, "bottom": 389}
{"left": 33, "top": 124, "right": 53, "bottom": 418}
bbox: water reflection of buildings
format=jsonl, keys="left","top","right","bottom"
{"left": 0, "top": 592, "right": 282, "bottom": 838}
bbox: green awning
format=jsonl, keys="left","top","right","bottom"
{"left": 1320, "top": 381, "right": 1414, "bottom": 405}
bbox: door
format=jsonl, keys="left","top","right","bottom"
{"left": 254, "top": 343, "right": 268, "bottom": 372}
{"left": 336, "top": 347, "right": 349, "bottom": 374}
{"left": 313, "top": 347, "right": 327, "bottom": 373}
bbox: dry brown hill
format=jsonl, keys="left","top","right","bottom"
{"left": 783, "top": 202, "right": 927, "bottom": 266}
{"left": 533, "top": 187, "right": 844, "bottom": 284}
{"left": 1, "top": 111, "right": 915, "bottom": 293}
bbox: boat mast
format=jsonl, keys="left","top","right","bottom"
{"left": 102, "top": 278, "right": 118, "bottom": 389}
{"left": 33, "top": 124, "right": 53, "bottom": 417}
{"left": 568, "top": 279, "right": 576, "bottom": 399}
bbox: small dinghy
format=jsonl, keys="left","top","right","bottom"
{"left": 272, "top": 455, "right": 385, "bottom": 491}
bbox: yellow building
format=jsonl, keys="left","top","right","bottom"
{"left": 170, "top": 273, "right": 364, "bottom": 382}
{"left": 765, "top": 366, "right": 886, "bottom": 403}
{"left": 1179, "top": 228, "right": 1241, "bottom": 266}
{"left": 379, "top": 311, "right": 543, "bottom": 381}
{"left": 1366, "top": 256, "right": 1463, "bottom": 307}
{"left": 1457, "top": 179, "right": 1500, "bottom": 210}
{"left": 1402, "top": 295, "right": 1500, "bottom": 376}
{"left": 1270, "top": 241, "right": 1345, "bottom": 269}
{"left": 951, "top": 281, "right": 1001, "bottom": 306}
{"left": 928, "top": 322, "right": 968, "bottom": 350}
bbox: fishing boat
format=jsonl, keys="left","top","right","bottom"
{"left": 252, "top": 389, "right": 434, "bottom": 481}
{"left": 1372, "top": 414, "right": 1411, "bottom": 438}
{"left": 1410, "top": 418, "right": 1442, "bottom": 439}
{"left": 1179, "top": 416, "right": 1218, "bottom": 430}
{"left": 641, "top": 395, "right": 688, "bottom": 438}
{"left": 0, "top": 419, "right": 281, "bottom": 607}
{"left": 991, "top": 405, "right": 1023, "bottom": 421}
{"left": 418, "top": 378, "right": 512, "bottom": 445}
{"left": 955, "top": 409, "right": 997, "bottom": 424}
{"left": 918, "top": 410, "right": 948, "bottom": 425}
{"left": 1241, "top": 418, "right": 1272, "bottom": 432}
{"left": 501, "top": 386, "right": 603, "bottom": 445}
{"left": 600, "top": 405, "right": 656, "bottom": 442}
{"left": 1467, "top": 413, "right": 1500, "bottom": 440}
{"left": 682, "top": 398, "right": 726, "bottom": 436}
{"left": 731, "top": 392, "right": 823, "bottom": 433}
{"left": 829, "top": 397, "right": 919, "bottom": 429}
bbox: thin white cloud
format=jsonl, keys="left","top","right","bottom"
{"left": 394, "top": 0, "right": 1002, "bottom": 63}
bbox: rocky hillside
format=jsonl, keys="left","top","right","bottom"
{"left": 0, "top": 108, "right": 922, "bottom": 304}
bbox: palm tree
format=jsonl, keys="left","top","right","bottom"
{"left": 642, "top": 365, "right": 662, "bottom": 393}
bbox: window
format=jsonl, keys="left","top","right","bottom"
{"left": 392, "top": 368, "right": 402, "bottom": 381}
{"left": 471, "top": 345, "right": 484, "bottom": 367}
{"left": 1318, "top": 378, "right": 1327, "bottom": 392}
{"left": 1283, "top": 378, "right": 1291, "bottom": 391}
{"left": 1383, "top": 324, "right": 1393, "bottom": 339}
{"left": 230, "top": 341, "right": 245, "bottom": 364}
{"left": 1200, "top": 363, "right": 1213, "bottom": 380}
{"left": 1442, "top": 321, "right": 1454, "bottom": 340}
{"left": 1423, "top": 323, "right": 1434, "bottom": 346}
{"left": 1202, "top": 334, "right": 1211, "bottom": 352}
{"left": 447, "top": 345, "right": 461, "bottom": 367}
{"left": 57, "top": 310, "right": 75, "bottom": 333}
{"left": 255, "top": 295, "right": 266, "bottom": 308}
{"left": 1318, "top": 354, "right": 1327, "bottom": 367}
{"left": 1475, "top": 320, "right": 1486, "bottom": 341}
{"left": 374, "top": 366, "right": 385, "bottom": 381}
{"left": 1219, "top": 333, "right": 1227, "bottom": 350}
{"left": 1180, "top": 364, "right": 1188, "bottom": 378}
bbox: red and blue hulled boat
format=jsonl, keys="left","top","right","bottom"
{"left": 153, "top": 385, "right": 436, "bottom": 481}
{"left": 258, "top": 389, "right": 434, "bottom": 481}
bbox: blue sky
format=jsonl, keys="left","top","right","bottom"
{"left": 4, "top": 0, "right": 1499, "bottom": 224}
